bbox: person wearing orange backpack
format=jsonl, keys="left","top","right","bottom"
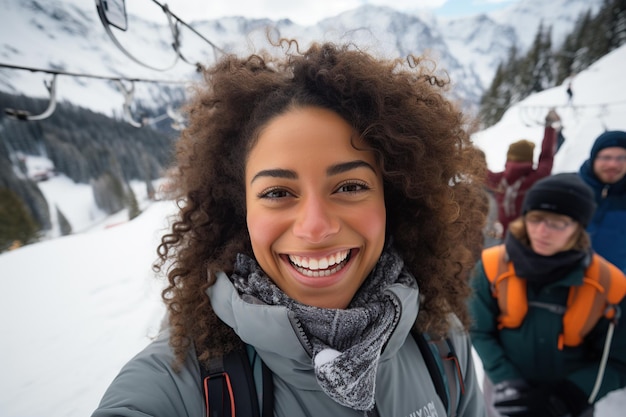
{"left": 469, "top": 173, "right": 626, "bottom": 417}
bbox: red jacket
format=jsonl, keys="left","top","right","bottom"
{"left": 487, "top": 126, "right": 558, "bottom": 233}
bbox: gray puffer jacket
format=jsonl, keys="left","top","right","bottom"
{"left": 92, "top": 272, "right": 485, "bottom": 417}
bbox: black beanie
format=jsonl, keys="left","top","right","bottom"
{"left": 522, "top": 173, "right": 596, "bottom": 226}
{"left": 590, "top": 130, "right": 626, "bottom": 160}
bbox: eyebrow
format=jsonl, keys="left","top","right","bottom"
{"left": 250, "top": 168, "right": 297, "bottom": 184}
{"left": 250, "top": 160, "right": 376, "bottom": 184}
{"left": 326, "top": 160, "right": 377, "bottom": 176}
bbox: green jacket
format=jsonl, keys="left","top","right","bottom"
{"left": 469, "top": 257, "right": 626, "bottom": 402}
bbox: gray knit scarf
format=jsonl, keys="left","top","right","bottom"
{"left": 230, "top": 245, "right": 417, "bottom": 411}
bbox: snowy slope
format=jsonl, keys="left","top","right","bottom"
{"left": 0, "top": 45, "right": 625, "bottom": 417}
{"left": 473, "top": 45, "right": 626, "bottom": 174}
{"left": 0, "top": 198, "right": 172, "bottom": 417}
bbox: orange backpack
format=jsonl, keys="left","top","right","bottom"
{"left": 481, "top": 245, "right": 626, "bottom": 350}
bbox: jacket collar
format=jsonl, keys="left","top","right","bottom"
{"left": 207, "top": 271, "right": 420, "bottom": 389}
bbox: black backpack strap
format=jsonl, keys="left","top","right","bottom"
{"left": 246, "top": 345, "right": 274, "bottom": 417}
{"left": 259, "top": 357, "right": 274, "bottom": 417}
{"left": 201, "top": 345, "right": 274, "bottom": 417}
{"left": 412, "top": 332, "right": 465, "bottom": 417}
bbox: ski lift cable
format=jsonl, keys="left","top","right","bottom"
{"left": 5, "top": 73, "right": 57, "bottom": 121}
{"left": 515, "top": 100, "right": 626, "bottom": 110}
{"left": 0, "top": 62, "right": 189, "bottom": 85}
{"left": 96, "top": 0, "right": 179, "bottom": 72}
{"left": 96, "top": 0, "right": 225, "bottom": 73}
{"left": 150, "top": 0, "right": 226, "bottom": 56}
{"left": 514, "top": 100, "right": 626, "bottom": 128}
{"left": 112, "top": 79, "right": 184, "bottom": 129}
{"left": 0, "top": 63, "right": 188, "bottom": 128}
{"left": 164, "top": 5, "right": 198, "bottom": 69}
{"left": 114, "top": 80, "right": 142, "bottom": 128}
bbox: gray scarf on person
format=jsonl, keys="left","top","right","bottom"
{"left": 230, "top": 245, "right": 417, "bottom": 411}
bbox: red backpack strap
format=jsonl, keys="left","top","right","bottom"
{"left": 201, "top": 346, "right": 272, "bottom": 417}
{"left": 203, "top": 354, "right": 236, "bottom": 417}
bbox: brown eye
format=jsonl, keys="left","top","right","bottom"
{"left": 258, "top": 187, "right": 291, "bottom": 199}
{"left": 336, "top": 181, "right": 369, "bottom": 194}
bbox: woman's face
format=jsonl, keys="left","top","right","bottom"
{"left": 245, "top": 106, "right": 386, "bottom": 309}
{"left": 525, "top": 210, "right": 578, "bottom": 256}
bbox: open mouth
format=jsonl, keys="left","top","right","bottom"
{"left": 288, "top": 249, "right": 352, "bottom": 277}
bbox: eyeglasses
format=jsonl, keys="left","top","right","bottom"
{"left": 525, "top": 214, "right": 574, "bottom": 231}
{"left": 596, "top": 155, "right": 626, "bottom": 163}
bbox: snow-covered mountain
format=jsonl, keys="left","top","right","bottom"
{"left": 2, "top": 5, "right": 625, "bottom": 417}
{"left": 1, "top": 43, "right": 626, "bottom": 417}
{"left": 0, "top": 0, "right": 603, "bottom": 118}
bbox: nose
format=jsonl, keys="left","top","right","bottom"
{"left": 292, "top": 195, "right": 340, "bottom": 243}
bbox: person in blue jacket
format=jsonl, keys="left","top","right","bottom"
{"left": 578, "top": 130, "right": 626, "bottom": 272}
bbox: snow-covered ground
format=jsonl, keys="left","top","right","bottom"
{"left": 1, "top": 45, "right": 626, "bottom": 417}
{"left": 0, "top": 180, "right": 173, "bottom": 417}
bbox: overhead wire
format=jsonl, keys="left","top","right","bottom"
{"left": 0, "top": 62, "right": 193, "bottom": 127}
{"left": 95, "top": 0, "right": 225, "bottom": 72}
{"left": 1, "top": 0, "right": 227, "bottom": 126}
{"left": 0, "top": 62, "right": 190, "bottom": 85}
{"left": 148, "top": 0, "right": 225, "bottom": 57}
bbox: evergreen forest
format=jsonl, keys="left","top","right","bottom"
{"left": 0, "top": 92, "right": 179, "bottom": 251}
{"left": 479, "top": 0, "right": 626, "bottom": 127}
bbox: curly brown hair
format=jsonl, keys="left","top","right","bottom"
{"left": 154, "top": 40, "right": 488, "bottom": 368}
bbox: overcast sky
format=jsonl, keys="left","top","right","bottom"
{"left": 125, "top": 0, "right": 520, "bottom": 27}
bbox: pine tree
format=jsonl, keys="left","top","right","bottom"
{"left": 605, "top": 0, "right": 626, "bottom": 50}
{"left": 479, "top": 63, "right": 507, "bottom": 127}
{"left": 478, "top": 45, "right": 519, "bottom": 127}
{"left": 91, "top": 171, "right": 126, "bottom": 215}
{"left": 126, "top": 186, "right": 141, "bottom": 221}
{"left": 0, "top": 188, "right": 39, "bottom": 252}
{"left": 56, "top": 205, "right": 72, "bottom": 236}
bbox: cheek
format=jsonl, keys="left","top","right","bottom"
{"left": 246, "top": 210, "right": 275, "bottom": 250}
{"left": 246, "top": 206, "right": 293, "bottom": 260}
{"left": 356, "top": 204, "right": 386, "bottom": 242}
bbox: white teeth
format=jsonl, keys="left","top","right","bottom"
{"left": 288, "top": 250, "right": 350, "bottom": 273}
{"left": 294, "top": 263, "right": 344, "bottom": 277}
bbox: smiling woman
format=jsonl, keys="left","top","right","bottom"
{"left": 92, "top": 39, "right": 489, "bottom": 416}
{"left": 245, "top": 107, "right": 386, "bottom": 309}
